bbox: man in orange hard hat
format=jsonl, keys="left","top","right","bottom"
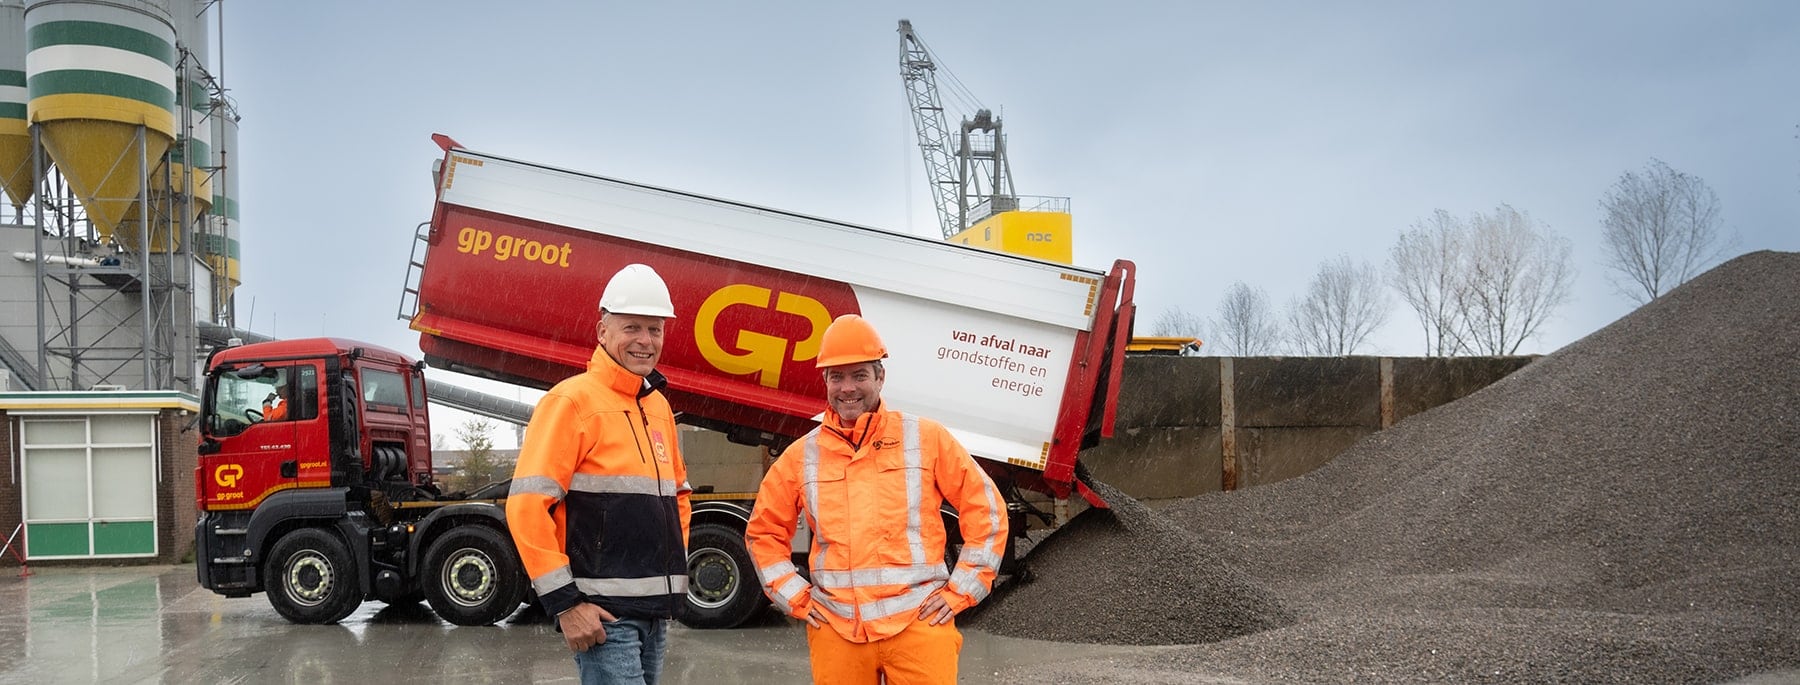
{"left": 746, "top": 314, "right": 1009, "bottom": 685}
{"left": 508, "top": 263, "right": 692, "bottom": 685}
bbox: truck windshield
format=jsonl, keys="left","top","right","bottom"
{"left": 207, "top": 364, "right": 280, "bottom": 435}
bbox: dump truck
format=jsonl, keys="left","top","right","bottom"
{"left": 192, "top": 134, "right": 1136, "bottom": 628}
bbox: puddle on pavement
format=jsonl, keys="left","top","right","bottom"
{"left": 0, "top": 565, "right": 1172, "bottom": 684}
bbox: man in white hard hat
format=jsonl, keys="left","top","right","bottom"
{"left": 259, "top": 374, "right": 289, "bottom": 422}
{"left": 507, "top": 263, "right": 693, "bottom": 685}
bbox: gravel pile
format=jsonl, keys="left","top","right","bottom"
{"left": 983, "top": 251, "right": 1800, "bottom": 683}
{"left": 963, "top": 477, "right": 1294, "bottom": 644}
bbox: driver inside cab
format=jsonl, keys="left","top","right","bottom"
{"left": 261, "top": 376, "right": 289, "bottom": 422}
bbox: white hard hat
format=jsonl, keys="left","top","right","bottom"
{"left": 598, "top": 263, "right": 676, "bottom": 318}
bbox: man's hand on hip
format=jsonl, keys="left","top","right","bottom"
{"left": 918, "top": 591, "right": 955, "bottom": 626}
{"left": 558, "top": 602, "right": 616, "bottom": 652}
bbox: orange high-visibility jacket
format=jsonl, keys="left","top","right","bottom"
{"left": 746, "top": 405, "right": 1008, "bottom": 643}
{"left": 506, "top": 347, "right": 692, "bottom": 619}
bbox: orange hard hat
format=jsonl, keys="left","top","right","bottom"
{"left": 815, "top": 314, "right": 888, "bottom": 368}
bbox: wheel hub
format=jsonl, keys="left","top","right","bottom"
{"left": 687, "top": 548, "right": 737, "bottom": 608}
{"left": 443, "top": 549, "right": 496, "bottom": 606}
{"left": 286, "top": 552, "right": 333, "bottom": 607}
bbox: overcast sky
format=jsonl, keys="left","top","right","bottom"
{"left": 216, "top": 2, "right": 1799, "bottom": 445}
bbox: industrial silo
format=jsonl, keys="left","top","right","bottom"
{"left": 206, "top": 101, "right": 238, "bottom": 303}
{"left": 1, "top": 0, "right": 34, "bottom": 211}
{"left": 117, "top": 0, "right": 208, "bottom": 251}
{"left": 172, "top": 0, "right": 210, "bottom": 215}
{"left": 24, "top": 0, "right": 177, "bottom": 247}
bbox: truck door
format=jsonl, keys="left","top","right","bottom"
{"left": 200, "top": 364, "right": 319, "bottom": 509}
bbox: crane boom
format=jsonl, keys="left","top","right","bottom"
{"left": 897, "top": 20, "right": 964, "bottom": 239}
{"left": 895, "top": 19, "right": 1063, "bottom": 267}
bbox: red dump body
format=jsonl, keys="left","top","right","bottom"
{"left": 405, "top": 135, "right": 1134, "bottom": 497}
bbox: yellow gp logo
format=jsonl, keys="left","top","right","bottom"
{"left": 695, "top": 285, "right": 831, "bottom": 388}
{"left": 214, "top": 464, "right": 243, "bottom": 488}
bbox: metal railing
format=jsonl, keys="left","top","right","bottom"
{"left": 968, "top": 194, "right": 1071, "bottom": 225}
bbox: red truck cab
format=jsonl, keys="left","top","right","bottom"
{"left": 197, "top": 338, "right": 431, "bottom": 511}
{"left": 194, "top": 338, "right": 527, "bottom": 627}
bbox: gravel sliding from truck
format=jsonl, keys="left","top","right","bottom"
{"left": 962, "top": 475, "right": 1296, "bottom": 644}
{"left": 975, "top": 250, "right": 1800, "bottom": 684}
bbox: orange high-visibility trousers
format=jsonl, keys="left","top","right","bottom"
{"left": 805, "top": 618, "right": 962, "bottom": 685}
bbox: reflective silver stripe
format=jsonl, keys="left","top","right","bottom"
{"left": 902, "top": 413, "right": 926, "bottom": 565}
{"left": 758, "top": 560, "right": 800, "bottom": 585}
{"left": 509, "top": 475, "right": 565, "bottom": 500}
{"left": 860, "top": 581, "right": 942, "bottom": 621}
{"left": 812, "top": 563, "right": 947, "bottom": 590}
{"left": 953, "top": 448, "right": 1006, "bottom": 604}
{"left": 957, "top": 546, "right": 1002, "bottom": 572}
{"left": 569, "top": 473, "right": 676, "bottom": 496}
{"left": 770, "top": 575, "right": 808, "bottom": 614}
{"left": 572, "top": 575, "right": 689, "bottom": 597}
{"left": 976, "top": 455, "right": 1005, "bottom": 560}
{"left": 948, "top": 567, "right": 990, "bottom": 603}
{"left": 809, "top": 589, "right": 857, "bottom": 619}
{"left": 802, "top": 430, "right": 829, "bottom": 565}
{"left": 531, "top": 565, "right": 576, "bottom": 596}
{"left": 678, "top": 480, "right": 693, "bottom": 495}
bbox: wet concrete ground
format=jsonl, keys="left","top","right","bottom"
{"left": 0, "top": 565, "right": 1167, "bottom": 684}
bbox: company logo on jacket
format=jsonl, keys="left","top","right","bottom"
{"left": 651, "top": 429, "right": 671, "bottom": 463}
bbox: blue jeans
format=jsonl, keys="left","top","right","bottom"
{"left": 573, "top": 618, "right": 668, "bottom": 685}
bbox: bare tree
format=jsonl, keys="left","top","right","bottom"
{"left": 1287, "top": 255, "right": 1388, "bottom": 356}
{"left": 1460, "top": 205, "right": 1574, "bottom": 355}
{"left": 1389, "top": 210, "right": 1470, "bottom": 356}
{"left": 1600, "top": 159, "right": 1732, "bottom": 304}
{"left": 1208, "top": 281, "right": 1282, "bottom": 355}
{"left": 1148, "top": 306, "right": 1206, "bottom": 339}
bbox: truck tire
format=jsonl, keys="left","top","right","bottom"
{"left": 265, "top": 528, "right": 362, "bottom": 624}
{"left": 682, "top": 522, "right": 767, "bottom": 629}
{"left": 421, "top": 526, "right": 527, "bottom": 626}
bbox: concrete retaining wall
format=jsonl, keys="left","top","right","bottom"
{"left": 1083, "top": 355, "right": 1534, "bottom": 500}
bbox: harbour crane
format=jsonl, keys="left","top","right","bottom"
{"left": 893, "top": 20, "right": 1190, "bottom": 354}
{"left": 897, "top": 19, "right": 1018, "bottom": 240}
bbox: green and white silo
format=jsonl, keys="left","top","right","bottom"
{"left": 24, "top": 0, "right": 177, "bottom": 247}
{"left": 1, "top": 0, "right": 35, "bottom": 210}
{"left": 207, "top": 101, "right": 238, "bottom": 297}
{"left": 118, "top": 0, "right": 208, "bottom": 251}
{"left": 172, "top": 0, "right": 209, "bottom": 213}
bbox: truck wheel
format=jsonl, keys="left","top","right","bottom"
{"left": 422, "top": 526, "right": 527, "bottom": 626}
{"left": 265, "top": 528, "right": 362, "bottom": 624}
{"left": 682, "top": 522, "right": 767, "bottom": 629}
